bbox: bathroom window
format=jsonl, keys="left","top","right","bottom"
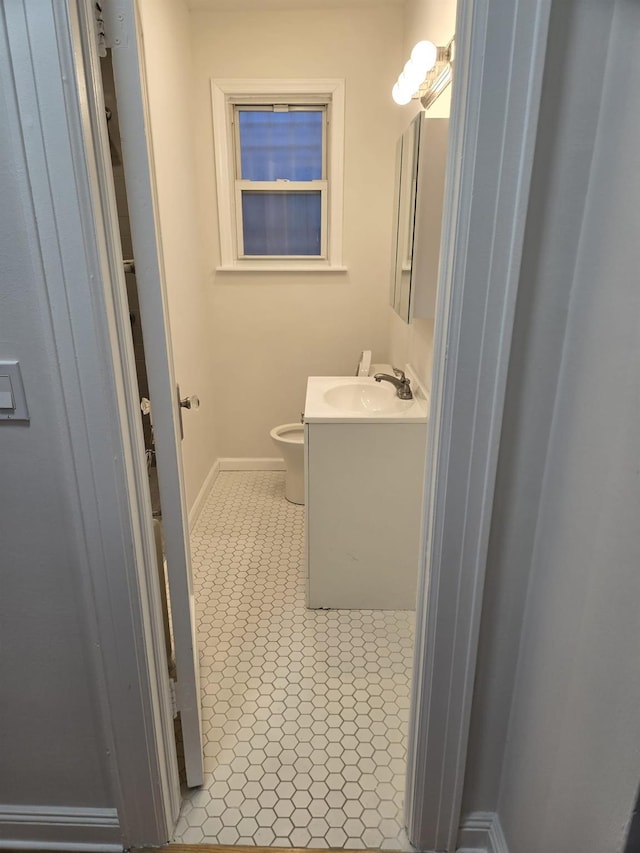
{"left": 235, "top": 106, "right": 325, "bottom": 257}
{"left": 212, "top": 80, "right": 345, "bottom": 271}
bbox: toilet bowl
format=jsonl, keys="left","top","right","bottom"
{"left": 270, "top": 422, "right": 305, "bottom": 504}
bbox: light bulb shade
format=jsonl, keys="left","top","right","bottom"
{"left": 392, "top": 80, "right": 413, "bottom": 106}
{"left": 411, "top": 40, "right": 438, "bottom": 76}
{"left": 402, "top": 59, "right": 424, "bottom": 92}
{"left": 398, "top": 72, "right": 417, "bottom": 100}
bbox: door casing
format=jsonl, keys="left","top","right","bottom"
{"left": 405, "top": 0, "right": 551, "bottom": 848}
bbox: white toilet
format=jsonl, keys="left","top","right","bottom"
{"left": 270, "top": 422, "right": 305, "bottom": 504}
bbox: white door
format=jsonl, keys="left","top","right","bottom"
{"left": 100, "top": 3, "right": 204, "bottom": 788}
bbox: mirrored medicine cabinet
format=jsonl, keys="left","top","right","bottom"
{"left": 390, "top": 113, "right": 449, "bottom": 323}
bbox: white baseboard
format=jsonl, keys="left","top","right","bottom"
{"left": 0, "top": 805, "right": 121, "bottom": 851}
{"left": 457, "top": 811, "right": 509, "bottom": 853}
{"left": 188, "top": 458, "right": 220, "bottom": 530}
{"left": 219, "top": 457, "right": 285, "bottom": 471}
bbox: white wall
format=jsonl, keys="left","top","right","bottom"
{"left": 388, "top": 0, "right": 456, "bottom": 390}
{"left": 0, "top": 8, "right": 114, "bottom": 821}
{"left": 462, "top": 1, "right": 640, "bottom": 849}
{"left": 498, "top": 1, "right": 640, "bottom": 848}
{"left": 138, "top": 0, "right": 219, "bottom": 508}
{"left": 462, "top": 0, "right": 614, "bottom": 815}
{"left": 190, "top": 5, "right": 404, "bottom": 457}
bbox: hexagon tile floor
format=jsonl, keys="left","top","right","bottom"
{"left": 174, "top": 470, "right": 416, "bottom": 850}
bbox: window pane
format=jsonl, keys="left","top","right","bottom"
{"left": 238, "top": 110, "right": 323, "bottom": 181}
{"left": 241, "top": 191, "right": 322, "bottom": 256}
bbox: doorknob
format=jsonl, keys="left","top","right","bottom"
{"left": 179, "top": 394, "right": 200, "bottom": 410}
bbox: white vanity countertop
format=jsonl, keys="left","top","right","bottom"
{"left": 304, "top": 375, "right": 429, "bottom": 424}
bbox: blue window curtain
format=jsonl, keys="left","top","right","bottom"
{"left": 238, "top": 110, "right": 323, "bottom": 181}
{"left": 236, "top": 107, "right": 325, "bottom": 256}
{"left": 241, "top": 191, "right": 322, "bottom": 256}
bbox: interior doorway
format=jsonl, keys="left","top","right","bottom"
{"left": 67, "top": 0, "right": 549, "bottom": 848}
{"left": 95, "top": 54, "right": 425, "bottom": 835}
{"left": 100, "top": 33, "right": 426, "bottom": 846}
{"left": 95, "top": 1, "right": 446, "bottom": 847}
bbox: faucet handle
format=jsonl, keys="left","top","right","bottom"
{"left": 392, "top": 367, "right": 407, "bottom": 381}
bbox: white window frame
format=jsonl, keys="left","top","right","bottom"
{"left": 211, "top": 79, "right": 346, "bottom": 272}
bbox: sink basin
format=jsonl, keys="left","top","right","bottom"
{"left": 324, "top": 380, "right": 413, "bottom": 414}
{"left": 305, "top": 376, "right": 428, "bottom": 422}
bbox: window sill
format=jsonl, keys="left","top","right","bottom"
{"left": 216, "top": 263, "right": 349, "bottom": 273}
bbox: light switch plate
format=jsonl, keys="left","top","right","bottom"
{"left": 0, "top": 376, "right": 14, "bottom": 409}
{"left": 0, "top": 361, "right": 29, "bottom": 422}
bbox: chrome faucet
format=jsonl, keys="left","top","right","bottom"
{"left": 374, "top": 367, "right": 413, "bottom": 400}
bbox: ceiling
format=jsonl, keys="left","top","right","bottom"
{"left": 187, "top": 0, "right": 405, "bottom": 10}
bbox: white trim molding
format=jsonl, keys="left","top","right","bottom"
{"left": 211, "top": 78, "right": 345, "bottom": 271}
{"left": 457, "top": 812, "right": 509, "bottom": 853}
{"left": 404, "top": 0, "right": 552, "bottom": 849}
{"left": 219, "top": 457, "right": 286, "bottom": 471}
{"left": 0, "top": 806, "right": 121, "bottom": 851}
{"left": 188, "top": 459, "right": 220, "bottom": 530}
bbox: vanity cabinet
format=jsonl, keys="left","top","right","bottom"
{"left": 305, "top": 422, "right": 427, "bottom": 609}
{"left": 390, "top": 115, "right": 449, "bottom": 323}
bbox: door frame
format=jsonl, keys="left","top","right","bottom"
{"left": 405, "top": 0, "right": 551, "bottom": 848}
{"left": 66, "top": 0, "right": 207, "bottom": 809}
{"left": 22, "top": 0, "right": 553, "bottom": 847}
{"left": 67, "top": 0, "right": 189, "bottom": 838}
{"left": 3, "top": 0, "right": 180, "bottom": 845}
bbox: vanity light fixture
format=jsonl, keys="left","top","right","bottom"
{"left": 392, "top": 37, "right": 455, "bottom": 108}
